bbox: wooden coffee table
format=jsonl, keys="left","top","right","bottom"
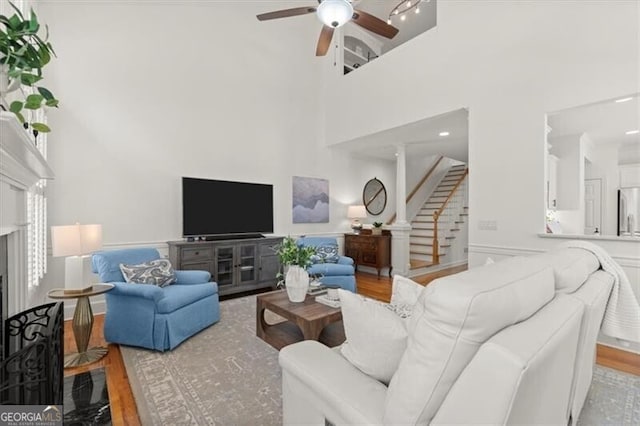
{"left": 256, "top": 290, "right": 345, "bottom": 350}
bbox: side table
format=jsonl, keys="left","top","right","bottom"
{"left": 47, "top": 283, "right": 114, "bottom": 368}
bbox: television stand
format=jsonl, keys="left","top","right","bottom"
{"left": 201, "top": 234, "right": 264, "bottom": 241}
{"left": 168, "top": 236, "right": 283, "bottom": 297}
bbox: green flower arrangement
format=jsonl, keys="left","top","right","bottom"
{"left": 1, "top": 2, "right": 58, "bottom": 133}
{"left": 276, "top": 236, "right": 316, "bottom": 268}
{"left": 275, "top": 236, "right": 316, "bottom": 288}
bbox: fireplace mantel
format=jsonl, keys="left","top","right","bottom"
{"left": 1, "top": 111, "right": 54, "bottom": 315}
{"left": 0, "top": 111, "right": 55, "bottom": 190}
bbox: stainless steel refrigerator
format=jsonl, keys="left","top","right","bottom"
{"left": 618, "top": 187, "right": 640, "bottom": 236}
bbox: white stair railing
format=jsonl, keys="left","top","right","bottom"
{"left": 432, "top": 170, "right": 468, "bottom": 264}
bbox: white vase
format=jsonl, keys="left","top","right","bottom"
{"left": 285, "top": 265, "right": 309, "bottom": 303}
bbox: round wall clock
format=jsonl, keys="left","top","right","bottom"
{"left": 363, "top": 178, "right": 387, "bottom": 216}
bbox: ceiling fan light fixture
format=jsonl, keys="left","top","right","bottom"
{"left": 317, "top": 0, "right": 354, "bottom": 28}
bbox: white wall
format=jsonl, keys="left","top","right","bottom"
{"left": 323, "top": 1, "right": 640, "bottom": 351}
{"left": 30, "top": 1, "right": 396, "bottom": 308}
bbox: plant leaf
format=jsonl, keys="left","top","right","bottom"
{"left": 45, "top": 99, "right": 59, "bottom": 108}
{"left": 13, "top": 111, "right": 25, "bottom": 123}
{"left": 8, "top": 14, "right": 20, "bottom": 30}
{"left": 26, "top": 93, "right": 44, "bottom": 103}
{"left": 8, "top": 2, "right": 24, "bottom": 20}
{"left": 37, "top": 86, "right": 54, "bottom": 100}
{"left": 24, "top": 94, "right": 44, "bottom": 109}
{"left": 31, "top": 122, "right": 50, "bottom": 133}
{"left": 28, "top": 9, "right": 39, "bottom": 32}
{"left": 9, "top": 100, "right": 23, "bottom": 113}
{"left": 20, "top": 73, "right": 42, "bottom": 85}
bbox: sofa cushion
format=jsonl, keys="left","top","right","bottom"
{"left": 120, "top": 259, "right": 177, "bottom": 287}
{"left": 307, "top": 263, "right": 354, "bottom": 277}
{"left": 92, "top": 248, "right": 161, "bottom": 283}
{"left": 384, "top": 256, "right": 555, "bottom": 425}
{"left": 538, "top": 247, "right": 600, "bottom": 293}
{"left": 156, "top": 282, "right": 216, "bottom": 314}
{"left": 338, "top": 277, "right": 424, "bottom": 384}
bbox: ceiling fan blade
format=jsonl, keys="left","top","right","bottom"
{"left": 257, "top": 6, "right": 317, "bottom": 21}
{"left": 316, "top": 26, "right": 335, "bottom": 56}
{"left": 352, "top": 9, "right": 399, "bottom": 39}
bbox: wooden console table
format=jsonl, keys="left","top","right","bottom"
{"left": 344, "top": 231, "right": 392, "bottom": 278}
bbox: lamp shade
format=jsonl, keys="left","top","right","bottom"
{"left": 347, "top": 205, "right": 367, "bottom": 219}
{"left": 317, "top": 0, "right": 354, "bottom": 28}
{"left": 51, "top": 224, "right": 103, "bottom": 257}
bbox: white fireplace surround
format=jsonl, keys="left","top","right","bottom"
{"left": 0, "top": 111, "right": 54, "bottom": 315}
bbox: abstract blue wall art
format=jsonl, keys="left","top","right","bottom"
{"left": 292, "top": 176, "right": 330, "bottom": 223}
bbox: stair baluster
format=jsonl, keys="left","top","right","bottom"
{"left": 431, "top": 169, "right": 469, "bottom": 266}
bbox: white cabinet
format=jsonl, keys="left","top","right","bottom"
{"left": 547, "top": 154, "right": 559, "bottom": 209}
{"left": 619, "top": 164, "right": 640, "bottom": 188}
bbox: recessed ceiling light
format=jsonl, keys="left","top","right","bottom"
{"left": 625, "top": 129, "right": 639, "bottom": 135}
{"left": 439, "top": 131, "right": 450, "bottom": 137}
{"left": 615, "top": 97, "right": 633, "bottom": 103}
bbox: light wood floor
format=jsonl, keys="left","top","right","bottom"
{"left": 64, "top": 266, "right": 639, "bottom": 424}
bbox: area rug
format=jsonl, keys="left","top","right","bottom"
{"left": 121, "top": 295, "right": 640, "bottom": 425}
{"left": 121, "top": 296, "right": 281, "bottom": 425}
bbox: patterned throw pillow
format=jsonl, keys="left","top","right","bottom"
{"left": 119, "top": 259, "right": 177, "bottom": 287}
{"left": 314, "top": 244, "right": 340, "bottom": 263}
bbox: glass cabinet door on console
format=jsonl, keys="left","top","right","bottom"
{"left": 215, "top": 246, "right": 235, "bottom": 286}
{"left": 167, "top": 237, "right": 282, "bottom": 297}
{"left": 237, "top": 244, "right": 257, "bottom": 285}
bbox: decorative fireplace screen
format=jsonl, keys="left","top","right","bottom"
{"left": 0, "top": 301, "right": 63, "bottom": 405}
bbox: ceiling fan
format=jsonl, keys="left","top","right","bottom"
{"left": 257, "top": 0, "right": 399, "bottom": 56}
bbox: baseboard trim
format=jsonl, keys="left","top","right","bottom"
{"left": 596, "top": 344, "right": 640, "bottom": 376}
{"left": 407, "top": 259, "right": 468, "bottom": 278}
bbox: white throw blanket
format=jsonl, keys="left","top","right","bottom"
{"left": 561, "top": 240, "right": 640, "bottom": 343}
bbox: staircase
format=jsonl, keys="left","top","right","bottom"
{"left": 409, "top": 164, "right": 468, "bottom": 269}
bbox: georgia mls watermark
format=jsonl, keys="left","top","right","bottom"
{"left": 0, "top": 405, "right": 62, "bottom": 426}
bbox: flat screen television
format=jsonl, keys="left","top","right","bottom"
{"left": 182, "top": 177, "right": 274, "bottom": 238}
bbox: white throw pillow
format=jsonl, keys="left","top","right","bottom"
{"left": 338, "top": 276, "right": 424, "bottom": 385}
{"left": 339, "top": 290, "right": 407, "bottom": 385}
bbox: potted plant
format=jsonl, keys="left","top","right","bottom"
{"left": 275, "top": 236, "right": 316, "bottom": 302}
{"left": 372, "top": 221, "right": 383, "bottom": 235}
{"left": 0, "top": 2, "right": 58, "bottom": 133}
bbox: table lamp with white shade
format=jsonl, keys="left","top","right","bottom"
{"left": 347, "top": 205, "right": 367, "bottom": 234}
{"left": 51, "top": 223, "right": 103, "bottom": 291}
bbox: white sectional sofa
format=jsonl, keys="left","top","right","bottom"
{"left": 279, "top": 247, "right": 614, "bottom": 425}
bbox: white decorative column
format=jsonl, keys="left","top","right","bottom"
{"left": 395, "top": 144, "right": 407, "bottom": 225}
{"left": 389, "top": 144, "right": 411, "bottom": 276}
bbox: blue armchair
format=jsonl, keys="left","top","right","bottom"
{"left": 91, "top": 248, "right": 220, "bottom": 351}
{"left": 297, "top": 237, "right": 356, "bottom": 292}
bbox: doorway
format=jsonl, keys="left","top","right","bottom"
{"left": 584, "top": 178, "right": 602, "bottom": 234}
